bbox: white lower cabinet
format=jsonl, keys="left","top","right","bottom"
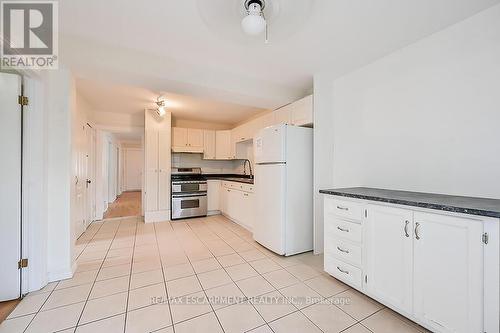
{"left": 207, "top": 180, "right": 220, "bottom": 214}
{"left": 412, "top": 212, "right": 484, "bottom": 333}
{"left": 365, "top": 205, "right": 413, "bottom": 314}
{"left": 220, "top": 181, "right": 254, "bottom": 231}
{"left": 323, "top": 196, "right": 497, "bottom": 333}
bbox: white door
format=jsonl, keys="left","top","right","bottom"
{"left": 254, "top": 164, "right": 286, "bottom": 255}
{"left": 0, "top": 73, "right": 22, "bottom": 301}
{"left": 365, "top": 205, "right": 413, "bottom": 314}
{"left": 413, "top": 212, "right": 483, "bottom": 333}
{"left": 75, "top": 124, "right": 86, "bottom": 238}
{"left": 124, "top": 148, "right": 142, "bottom": 191}
{"left": 254, "top": 125, "right": 286, "bottom": 163}
{"left": 85, "top": 124, "right": 96, "bottom": 227}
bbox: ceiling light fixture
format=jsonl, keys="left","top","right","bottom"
{"left": 156, "top": 96, "right": 166, "bottom": 116}
{"left": 242, "top": 0, "right": 268, "bottom": 42}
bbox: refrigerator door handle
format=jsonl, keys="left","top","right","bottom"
{"left": 256, "top": 162, "right": 286, "bottom": 165}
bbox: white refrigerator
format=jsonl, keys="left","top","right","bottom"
{"left": 253, "top": 124, "right": 313, "bottom": 256}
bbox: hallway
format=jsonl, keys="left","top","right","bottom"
{"left": 103, "top": 191, "right": 142, "bottom": 219}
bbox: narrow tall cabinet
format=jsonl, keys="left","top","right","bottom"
{"left": 144, "top": 109, "right": 171, "bottom": 223}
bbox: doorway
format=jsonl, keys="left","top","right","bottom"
{"left": 0, "top": 72, "right": 22, "bottom": 302}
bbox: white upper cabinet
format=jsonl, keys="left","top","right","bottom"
{"left": 172, "top": 127, "right": 204, "bottom": 152}
{"left": 365, "top": 204, "right": 414, "bottom": 314}
{"left": 290, "top": 95, "right": 313, "bottom": 126}
{"left": 274, "top": 105, "right": 292, "bottom": 125}
{"left": 412, "top": 212, "right": 483, "bottom": 333}
{"left": 172, "top": 127, "right": 187, "bottom": 149}
{"left": 187, "top": 128, "right": 203, "bottom": 148}
{"left": 203, "top": 130, "right": 216, "bottom": 160}
{"left": 215, "top": 130, "right": 232, "bottom": 160}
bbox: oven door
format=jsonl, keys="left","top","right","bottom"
{"left": 171, "top": 193, "right": 207, "bottom": 220}
{"left": 172, "top": 182, "right": 208, "bottom": 194}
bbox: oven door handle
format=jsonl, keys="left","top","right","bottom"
{"left": 172, "top": 193, "right": 207, "bottom": 198}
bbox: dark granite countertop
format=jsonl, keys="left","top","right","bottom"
{"left": 204, "top": 174, "right": 254, "bottom": 185}
{"left": 319, "top": 187, "right": 500, "bottom": 219}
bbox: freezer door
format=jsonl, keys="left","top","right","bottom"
{"left": 254, "top": 163, "right": 286, "bottom": 255}
{"left": 254, "top": 125, "right": 286, "bottom": 164}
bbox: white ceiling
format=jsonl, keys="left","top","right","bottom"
{"left": 62, "top": 0, "right": 499, "bottom": 121}
{"left": 77, "top": 78, "right": 266, "bottom": 126}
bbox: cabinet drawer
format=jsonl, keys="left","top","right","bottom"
{"left": 327, "top": 218, "right": 362, "bottom": 243}
{"left": 325, "top": 198, "right": 364, "bottom": 223}
{"left": 325, "top": 256, "right": 362, "bottom": 290}
{"left": 325, "top": 237, "right": 362, "bottom": 267}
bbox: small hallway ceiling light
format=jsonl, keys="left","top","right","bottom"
{"left": 242, "top": 0, "right": 268, "bottom": 42}
{"left": 156, "top": 96, "right": 166, "bottom": 116}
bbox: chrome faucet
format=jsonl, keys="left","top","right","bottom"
{"left": 243, "top": 159, "right": 253, "bottom": 179}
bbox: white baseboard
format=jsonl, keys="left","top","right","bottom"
{"left": 145, "top": 210, "right": 171, "bottom": 223}
{"left": 207, "top": 210, "right": 221, "bottom": 216}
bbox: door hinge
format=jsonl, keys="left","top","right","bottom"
{"left": 18, "top": 95, "right": 29, "bottom": 106}
{"left": 18, "top": 258, "right": 28, "bottom": 269}
{"left": 482, "top": 233, "right": 489, "bottom": 245}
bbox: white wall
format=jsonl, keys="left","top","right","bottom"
{"left": 44, "top": 68, "right": 75, "bottom": 281}
{"left": 313, "top": 4, "right": 500, "bottom": 253}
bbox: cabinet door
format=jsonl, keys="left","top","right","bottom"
{"left": 207, "top": 180, "right": 220, "bottom": 211}
{"left": 220, "top": 187, "right": 229, "bottom": 214}
{"left": 144, "top": 130, "right": 159, "bottom": 211}
{"left": 158, "top": 130, "right": 171, "bottom": 211}
{"left": 413, "top": 212, "right": 483, "bottom": 333}
{"left": 290, "top": 95, "right": 313, "bottom": 126}
{"left": 187, "top": 128, "right": 204, "bottom": 148}
{"left": 216, "top": 130, "right": 232, "bottom": 160}
{"left": 366, "top": 204, "right": 413, "bottom": 314}
{"left": 242, "top": 191, "right": 254, "bottom": 230}
{"left": 172, "top": 127, "right": 187, "bottom": 148}
{"left": 259, "top": 112, "right": 275, "bottom": 129}
{"left": 274, "top": 105, "right": 291, "bottom": 125}
{"left": 203, "top": 130, "right": 216, "bottom": 159}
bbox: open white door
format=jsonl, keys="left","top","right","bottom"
{"left": 0, "top": 72, "right": 22, "bottom": 301}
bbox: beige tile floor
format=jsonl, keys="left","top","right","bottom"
{"left": 0, "top": 215, "right": 430, "bottom": 333}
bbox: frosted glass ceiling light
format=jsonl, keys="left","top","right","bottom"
{"left": 242, "top": 0, "right": 267, "bottom": 41}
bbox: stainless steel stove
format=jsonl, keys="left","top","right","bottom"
{"left": 171, "top": 167, "right": 207, "bottom": 220}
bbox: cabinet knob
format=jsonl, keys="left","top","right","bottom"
{"left": 415, "top": 222, "right": 421, "bottom": 240}
{"left": 337, "top": 267, "right": 349, "bottom": 275}
{"left": 337, "top": 226, "right": 350, "bottom": 233}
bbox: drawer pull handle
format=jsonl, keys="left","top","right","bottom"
{"left": 337, "top": 267, "right": 349, "bottom": 275}
{"left": 404, "top": 220, "right": 410, "bottom": 238}
{"left": 337, "top": 246, "right": 350, "bottom": 254}
{"left": 336, "top": 206, "right": 349, "bottom": 211}
{"left": 415, "top": 222, "right": 421, "bottom": 240}
{"left": 337, "top": 226, "right": 350, "bottom": 233}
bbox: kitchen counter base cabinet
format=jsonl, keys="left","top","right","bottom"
{"left": 220, "top": 181, "right": 254, "bottom": 231}
{"left": 207, "top": 180, "right": 221, "bottom": 215}
{"left": 323, "top": 195, "right": 499, "bottom": 333}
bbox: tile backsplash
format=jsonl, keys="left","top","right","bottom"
{"left": 172, "top": 153, "right": 241, "bottom": 174}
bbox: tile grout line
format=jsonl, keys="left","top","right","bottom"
{"left": 185, "top": 218, "right": 283, "bottom": 333}
{"left": 21, "top": 220, "right": 108, "bottom": 333}
{"left": 168, "top": 220, "right": 228, "bottom": 333}
{"left": 122, "top": 218, "right": 139, "bottom": 333}
{"left": 74, "top": 218, "right": 123, "bottom": 330}
{"left": 152, "top": 222, "right": 176, "bottom": 333}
